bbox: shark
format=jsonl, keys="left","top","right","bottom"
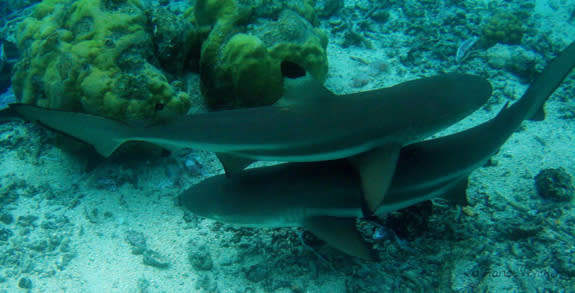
{"left": 178, "top": 40, "right": 575, "bottom": 260}
{"left": 10, "top": 73, "right": 491, "bottom": 212}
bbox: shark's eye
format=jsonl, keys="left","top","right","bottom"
{"left": 155, "top": 103, "right": 165, "bottom": 111}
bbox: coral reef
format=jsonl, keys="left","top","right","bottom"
{"left": 480, "top": 12, "right": 526, "bottom": 47}
{"left": 11, "top": 0, "right": 192, "bottom": 121}
{"left": 535, "top": 167, "right": 574, "bottom": 202}
{"left": 11, "top": 0, "right": 329, "bottom": 115}
{"left": 196, "top": 0, "right": 328, "bottom": 109}
{"left": 0, "top": 0, "right": 41, "bottom": 28}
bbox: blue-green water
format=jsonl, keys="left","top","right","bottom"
{"left": 0, "top": 0, "right": 574, "bottom": 292}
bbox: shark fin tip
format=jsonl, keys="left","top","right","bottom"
{"left": 216, "top": 153, "right": 255, "bottom": 176}
{"left": 303, "top": 216, "right": 376, "bottom": 261}
{"left": 528, "top": 105, "right": 546, "bottom": 121}
{"left": 349, "top": 145, "right": 401, "bottom": 214}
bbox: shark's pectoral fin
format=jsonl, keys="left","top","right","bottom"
{"left": 441, "top": 177, "right": 470, "bottom": 206}
{"left": 349, "top": 145, "right": 401, "bottom": 214}
{"left": 216, "top": 153, "right": 256, "bottom": 176}
{"left": 528, "top": 105, "right": 546, "bottom": 121}
{"left": 302, "top": 216, "right": 377, "bottom": 261}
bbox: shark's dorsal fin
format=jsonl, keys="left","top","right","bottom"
{"left": 441, "top": 177, "right": 470, "bottom": 206}
{"left": 216, "top": 153, "right": 255, "bottom": 177}
{"left": 349, "top": 145, "right": 401, "bottom": 214}
{"left": 528, "top": 105, "right": 546, "bottom": 121}
{"left": 302, "top": 216, "right": 377, "bottom": 261}
{"left": 276, "top": 74, "right": 336, "bottom": 106}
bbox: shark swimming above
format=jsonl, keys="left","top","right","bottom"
{"left": 10, "top": 73, "right": 491, "bottom": 211}
{"left": 178, "top": 40, "right": 575, "bottom": 260}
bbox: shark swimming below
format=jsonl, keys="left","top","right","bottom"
{"left": 10, "top": 73, "right": 491, "bottom": 212}
{"left": 178, "top": 40, "right": 575, "bottom": 260}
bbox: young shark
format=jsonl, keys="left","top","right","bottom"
{"left": 178, "top": 40, "right": 575, "bottom": 260}
{"left": 10, "top": 73, "right": 491, "bottom": 212}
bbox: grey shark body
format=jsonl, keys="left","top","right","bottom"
{"left": 178, "top": 161, "right": 373, "bottom": 259}
{"left": 10, "top": 74, "right": 491, "bottom": 211}
{"left": 179, "top": 40, "right": 575, "bottom": 260}
{"left": 10, "top": 74, "right": 490, "bottom": 161}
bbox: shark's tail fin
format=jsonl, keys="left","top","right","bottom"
{"left": 10, "top": 104, "right": 131, "bottom": 157}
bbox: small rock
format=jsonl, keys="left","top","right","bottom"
{"left": 125, "top": 230, "right": 147, "bottom": 255}
{"left": 18, "top": 277, "right": 32, "bottom": 289}
{"left": 553, "top": 250, "right": 575, "bottom": 277}
{"left": 182, "top": 211, "right": 198, "bottom": 225}
{"left": 28, "top": 239, "right": 48, "bottom": 252}
{"left": 0, "top": 213, "right": 13, "bottom": 224}
{"left": 245, "top": 264, "right": 268, "bottom": 283}
{"left": 535, "top": 167, "right": 574, "bottom": 202}
{"left": 342, "top": 30, "right": 367, "bottom": 48}
{"left": 41, "top": 214, "right": 70, "bottom": 230}
{"left": 505, "top": 48, "right": 538, "bottom": 83}
{"left": 188, "top": 245, "right": 213, "bottom": 271}
{"left": 367, "top": 59, "right": 390, "bottom": 76}
{"left": 370, "top": 9, "right": 390, "bottom": 23}
{"left": 486, "top": 44, "right": 512, "bottom": 69}
{"left": 143, "top": 249, "right": 170, "bottom": 268}
{"left": 351, "top": 74, "right": 370, "bottom": 88}
{"left": 17, "top": 215, "right": 38, "bottom": 227}
{"left": 183, "top": 155, "right": 204, "bottom": 176}
{"left": 505, "top": 220, "right": 543, "bottom": 241}
{"left": 0, "top": 226, "right": 13, "bottom": 241}
{"left": 195, "top": 275, "right": 217, "bottom": 291}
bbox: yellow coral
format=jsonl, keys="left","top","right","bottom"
{"left": 198, "top": 6, "right": 328, "bottom": 109}
{"left": 194, "top": 0, "right": 237, "bottom": 26}
{"left": 269, "top": 38, "right": 328, "bottom": 82}
{"left": 12, "top": 0, "right": 191, "bottom": 121}
{"left": 221, "top": 34, "right": 281, "bottom": 107}
{"left": 481, "top": 12, "right": 525, "bottom": 47}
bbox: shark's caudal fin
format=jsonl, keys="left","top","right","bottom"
{"left": 303, "top": 216, "right": 377, "bottom": 261}
{"left": 10, "top": 104, "right": 129, "bottom": 157}
{"left": 349, "top": 145, "right": 401, "bottom": 214}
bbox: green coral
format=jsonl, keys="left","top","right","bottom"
{"left": 12, "top": 0, "right": 192, "bottom": 121}
{"left": 220, "top": 33, "right": 281, "bottom": 106}
{"left": 12, "top": 0, "right": 329, "bottom": 115}
{"left": 197, "top": 2, "right": 328, "bottom": 109}
{"left": 481, "top": 12, "right": 526, "bottom": 47}
{"left": 194, "top": 0, "right": 238, "bottom": 26}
